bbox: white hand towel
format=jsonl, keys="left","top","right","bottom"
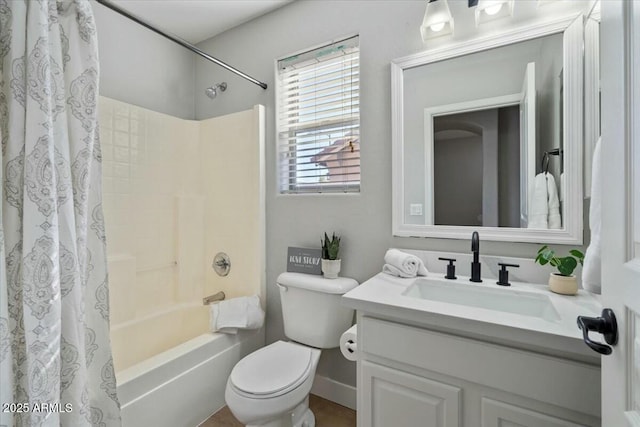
{"left": 582, "top": 137, "right": 602, "bottom": 294}
{"left": 383, "top": 249, "right": 428, "bottom": 278}
{"left": 383, "top": 263, "right": 416, "bottom": 278}
{"left": 546, "top": 173, "right": 562, "bottom": 229}
{"left": 528, "top": 173, "right": 549, "bottom": 229}
{"left": 210, "top": 295, "right": 265, "bottom": 334}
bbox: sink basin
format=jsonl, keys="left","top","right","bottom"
{"left": 402, "top": 278, "right": 561, "bottom": 322}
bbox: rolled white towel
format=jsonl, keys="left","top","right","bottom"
{"left": 383, "top": 249, "right": 428, "bottom": 278}
{"left": 383, "top": 263, "right": 415, "bottom": 278}
{"left": 210, "top": 295, "right": 265, "bottom": 334}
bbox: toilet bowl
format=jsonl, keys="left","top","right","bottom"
{"left": 225, "top": 341, "right": 321, "bottom": 427}
{"left": 224, "top": 273, "right": 358, "bottom": 427}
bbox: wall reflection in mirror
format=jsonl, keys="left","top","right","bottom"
{"left": 403, "top": 32, "right": 564, "bottom": 230}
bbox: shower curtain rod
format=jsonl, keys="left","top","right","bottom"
{"left": 94, "top": 0, "right": 268, "bottom": 90}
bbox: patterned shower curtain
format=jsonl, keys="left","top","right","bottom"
{"left": 0, "top": 1, "right": 121, "bottom": 426}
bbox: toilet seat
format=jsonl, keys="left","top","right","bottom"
{"left": 229, "top": 341, "right": 313, "bottom": 399}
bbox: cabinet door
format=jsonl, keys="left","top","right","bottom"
{"left": 360, "top": 361, "right": 461, "bottom": 427}
{"left": 481, "top": 398, "right": 587, "bottom": 427}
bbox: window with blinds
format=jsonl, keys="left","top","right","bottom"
{"left": 277, "top": 36, "right": 360, "bottom": 194}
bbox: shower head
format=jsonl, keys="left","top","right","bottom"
{"left": 205, "top": 82, "right": 227, "bottom": 99}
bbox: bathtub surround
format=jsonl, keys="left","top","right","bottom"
{"left": 99, "top": 98, "right": 266, "bottom": 425}
{"left": 0, "top": 2, "right": 121, "bottom": 426}
{"left": 100, "top": 97, "right": 265, "bottom": 372}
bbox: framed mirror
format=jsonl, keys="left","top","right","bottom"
{"left": 392, "top": 15, "right": 584, "bottom": 244}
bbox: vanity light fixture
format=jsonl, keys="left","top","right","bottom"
{"left": 421, "top": 0, "right": 454, "bottom": 41}
{"left": 475, "top": 0, "right": 514, "bottom": 26}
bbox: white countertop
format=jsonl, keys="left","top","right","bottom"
{"left": 343, "top": 272, "right": 603, "bottom": 363}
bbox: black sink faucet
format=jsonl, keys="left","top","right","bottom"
{"left": 470, "top": 231, "right": 482, "bottom": 282}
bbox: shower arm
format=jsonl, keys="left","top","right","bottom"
{"left": 94, "top": 0, "right": 268, "bottom": 90}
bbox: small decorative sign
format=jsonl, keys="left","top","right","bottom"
{"left": 287, "top": 247, "right": 322, "bottom": 275}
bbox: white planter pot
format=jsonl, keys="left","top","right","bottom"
{"left": 321, "top": 259, "right": 341, "bottom": 279}
{"left": 548, "top": 273, "right": 578, "bottom": 295}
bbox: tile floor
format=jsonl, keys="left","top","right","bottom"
{"left": 200, "top": 394, "right": 356, "bottom": 427}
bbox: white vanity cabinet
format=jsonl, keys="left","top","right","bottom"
{"left": 356, "top": 316, "right": 601, "bottom": 427}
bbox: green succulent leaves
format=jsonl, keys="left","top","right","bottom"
{"left": 321, "top": 232, "right": 341, "bottom": 260}
{"left": 535, "top": 245, "right": 585, "bottom": 276}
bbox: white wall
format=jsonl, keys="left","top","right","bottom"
{"left": 93, "top": 5, "right": 196, "bottom": 119}
{"left": 193, "top": 1, "right": 591, "bottom": 389}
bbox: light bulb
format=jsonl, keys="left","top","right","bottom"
{"left": 484, "top": 3, "right": 503, "bottom": 15}
{"left": 430, "top": 22, "right": 446, "bottom": 32}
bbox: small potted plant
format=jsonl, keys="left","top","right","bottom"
{"left": 321, "top": 232, "right": 341, "bottom": 279}
{"left": 535, "top": 245, "right": 585, "bottom": 295}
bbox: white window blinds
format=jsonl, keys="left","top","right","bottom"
{"left": 277, "top": 36, "right": 360, "bottom": 194}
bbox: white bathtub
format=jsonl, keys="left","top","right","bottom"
{"left": 117, "top": 330, "right": 264, "bottom": 427}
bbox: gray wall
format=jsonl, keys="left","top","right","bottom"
{"left": 537, "top": 33, "right": 565, "bottom": 182}
{"left": 434, "top": 134, "right": 484, "bottom": 226}
{"left": 193, "top": 1, "right": 590, "bottom": 389}
{"left": 93, "top": 4, "right": 196, "bottom": 119}
{"left": 433, "top": 108, "right": 499, "bottom": 227}
{"left": 498, "top": 106, "right": 522, "bottom": 228}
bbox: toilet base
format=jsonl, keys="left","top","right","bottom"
{"left": 246, "top": 397, "right": 315, "bottom": 427}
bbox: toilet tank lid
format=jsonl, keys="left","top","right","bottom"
{"left": 277, "top": 272, "right": 358, "bottom": 294}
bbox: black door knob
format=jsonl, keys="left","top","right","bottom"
{"left": 577, "top": 309, "right": 618, "bottom": 355}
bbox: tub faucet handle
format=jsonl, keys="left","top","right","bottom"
{"left": 213, "top": 252, "right": 231, "bottom": 276}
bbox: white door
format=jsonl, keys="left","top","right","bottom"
{"left": 600, "top": 1, "right": 640, "bottom": 425}
{"left": 520, "top": 62, "right": 536, "bottom": 227}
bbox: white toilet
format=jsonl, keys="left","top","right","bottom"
{"left": 224, "top": 272, "right": 358, "bottom": 427}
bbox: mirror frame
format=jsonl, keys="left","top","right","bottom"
{"left": 391, "top": 15, "right": 584, "bottom": 244}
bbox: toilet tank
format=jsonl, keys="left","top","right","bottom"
{"left": 277, "top": 272, "right": 358, "bottom": 349}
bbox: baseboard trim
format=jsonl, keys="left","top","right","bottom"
{"left": 311, "top": 374, "right": 357, "bottom": 411}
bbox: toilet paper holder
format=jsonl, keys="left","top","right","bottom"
{"left": 340, "top": 325, "right": 358, "bottom": 362}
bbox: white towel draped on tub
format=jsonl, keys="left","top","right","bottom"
{"left": 210, "top": 295, "right": 265, "bottom": 334}
{"left": 382, "top": 249, "right": 428, "bottom": 278}
{"left": 583, "top": 137, "right": 602, "bottom": 294}
{"left": 528, "top": 172, "right": 561, "bottom": 229}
